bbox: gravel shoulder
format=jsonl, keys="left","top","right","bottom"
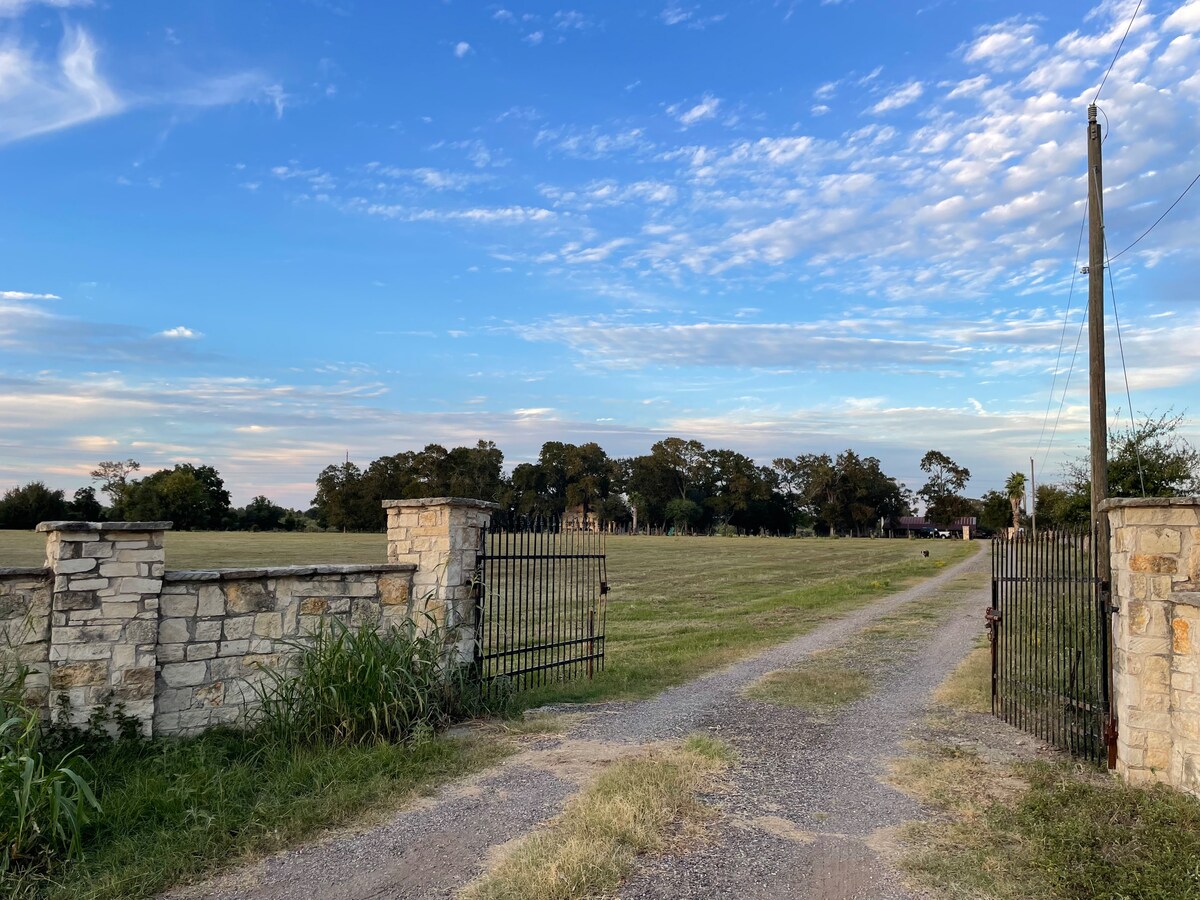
{"left": 169, "top": 545, "right": 991, "bottom": 900}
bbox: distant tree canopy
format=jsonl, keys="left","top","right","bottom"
{"left": 0, "top": 481, "right": 70, "bottom": 530}
{"left": 1036, "top": 410, "right": 1200, "bottom": 530}
{"left": 15, "top": 420, "right": 1192, "bottom": 537}
{"left": 305, "top": 437, "right": 917, "bottom": 535}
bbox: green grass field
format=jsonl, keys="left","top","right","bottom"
{"left": 2, "top": 529, "right": 976, "bottom": 897}
{"left": 1, "top": 529, "right": 977, "bottom": 707}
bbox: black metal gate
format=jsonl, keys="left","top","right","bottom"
{"left": 475, "top": 523, "right": 608, "bottom": 692}
{"left": 988, "top": 528, "right": 1113, "bottom": 765}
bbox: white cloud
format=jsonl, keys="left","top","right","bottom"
{"left": 0, "top": 290, "right": 59, "bottom": 301}
{"left": 157, "top": 326, "right": 203, "bottom": 340}
{"left": 1165, "top": 0, "right": 1200, "bottom": 30}
{"left": 0, "top": 0, "right": 90, "bottom": 15}
{"left": 454, "top": 41, "right": 472, "bottom": 58}
{"left": 669, "top": 93, "right": 721, "bottom": 127}
{"left": 0, "top": 25, "right": 122, "bottom": 144}
{"left": 870, "top": 80, "right": 924, "bottom": 113}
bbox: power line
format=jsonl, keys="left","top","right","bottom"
{"left": 1104, "top": 235, "right": 1147, "bottom": 496}
{"left": 1109, "top": 168, "right": 1200, "bottom": 263}
{"left": 1041, "top": 299, "right": 1089, "bottom": 475}
{"left": 1035, "top": 210, "right": 1089, "bottom": 463}
{"left": 1093, "top": 0, "right": 1143, "bottom": 104}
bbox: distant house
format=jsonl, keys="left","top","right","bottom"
{"left": 895, "top": 516, "right": 935, "bottom": 537}
{"left": 893, "top": 515, "right": 979, "bottom": 538}
{"left": 951, "top": 516, "right": 980, "bottom": 539}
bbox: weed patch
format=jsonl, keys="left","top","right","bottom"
{"left": 461, "top": 735, "right": 731, "bottom": 900}
{"left": 744, "top": 651, "right": 869, "bottom": 711}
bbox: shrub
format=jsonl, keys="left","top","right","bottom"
{"left": 253, "top": 617, "right": 475, "bottom": 748}
{"left": 0, "top": 666, "right": 100, "bottom": 873}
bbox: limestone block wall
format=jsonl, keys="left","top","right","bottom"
{"left": 0, "top": 567, "right": 52, "bottom": 707}
{"left": 1104, "top": 498, "right": 1200, "bottom": 796}
{"left": 154, "top": 565, "right": 415, "bottom": 736}
{"left": 1, "top": 499, "right": 497, "bottom": 739}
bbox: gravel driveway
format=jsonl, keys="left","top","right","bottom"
{"left": 171, "top": 546, "right": 990, "bottom": 900}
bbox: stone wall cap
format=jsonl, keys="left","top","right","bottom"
{"left": 163, "top": 563, "right": 416, "bottom": 583}
{"left": 381, "top": 497, "right": 501, "bottom": 511}
{"left": 1100, "top": 497, "right": 1200, "bottom": 511}
{"left": 35, "top": 520, "right": 174, "bottom": 533}
{"left": 0, "top": 566, "right": 51, "bottom": 577}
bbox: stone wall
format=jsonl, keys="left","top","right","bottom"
{"left": 1104, "top": 497, "right": 1200, "bottom": 796}
{"left": 0, "top": 566, "right": 51, "bottom": 708}
{"left": 154, "top": 565, "right": 415, "bottom": 736}
{"left": 0, "top": 498, "right": 497, "bottom": 739}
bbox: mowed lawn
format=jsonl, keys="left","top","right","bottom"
{"left": 0, "top": 529, "right": 976, "bottom": 706}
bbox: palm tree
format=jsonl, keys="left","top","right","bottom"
{"left": 1004, "top": 472, "right": 1027, "bottom": 538}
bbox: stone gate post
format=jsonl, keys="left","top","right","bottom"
{"left": 383, "top": 498, "right": 498, "bottom": 665}
{"left": 1103, "top": 498, "right": 1200, "bottom": 796}
{"left": 40, "top": 521, "right": 170, "bottom": 736}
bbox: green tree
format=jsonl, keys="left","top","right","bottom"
{"left": 122, "top": 464, "right": 232, "bottom": 530}
{"left": 664, "top": 498, "right": 703, "bottom": 533}
{"left": 0, "top": 481, "right": 69, "bottom": 529}
{"left": 977, "top": 490, "right": 1013, "bottom": 533}
{"left": 1064, "top": 410, "right": 1200, "bottom": 499}
{"left": 1004, "top": 471, "right": 1027, "bottom": 536}
{"left": 68, "top": 486, "right": 104, "bottom": 520}
{"left": 90, "top": 458, "right": 140, "bottom": 514}
{"left": 239, "top": 495, "right": 286, "bottom": 531}
{"left": 917, "top": 450, "right": 972, "bottom": 527}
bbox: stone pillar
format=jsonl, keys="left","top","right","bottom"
{"left": 39, "top": 521, "right": 170, "bottom": 736}
{"left": 1103, "top": 498, "right": 1200, "bottom": 795}
{"left": 383, "top": 498, "right": 498, "bottom": 664}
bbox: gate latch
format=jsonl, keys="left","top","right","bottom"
{"left": 984, "top": 607, "right": 1002, "bottom": 642}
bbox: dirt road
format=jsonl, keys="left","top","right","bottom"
{"left": 172, "top": 547, "right": 991, "bottom": 900}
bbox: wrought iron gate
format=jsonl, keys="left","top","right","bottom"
{"left": 988, "top": 528, "right": 1113, "bottom": 765}
{"left": 475, "top": 523, "right": 608, "bottom": 692}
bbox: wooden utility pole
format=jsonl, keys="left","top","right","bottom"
{"left": 1087, "top": 104, "right": 1109, "bottom": 576}
{"left": 1030, "top": 456, "right": 1037, "bottom": 539}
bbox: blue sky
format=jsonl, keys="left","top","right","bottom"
{"left": 2, "top": 0, "right": 1199, "bottom": 508}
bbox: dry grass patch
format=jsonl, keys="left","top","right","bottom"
{"left": 745, "top": 651, "right": 869, "bottom": 711}
{"left": 459, "top": 734, "right": 731, "bottom": 900}
{"left": 888, "top": 633, "right": 1200, "bottom": 900}
{"left": 932, "top": 642, "right": 991, "bottom": 714}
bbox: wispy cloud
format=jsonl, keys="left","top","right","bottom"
{"left": 0, "top": 25, "right": 122, "bottom": 144}
{"left": 0, "top": 290, "right": 60, "bottom": 301}
{"left": 870, "top": 80, "right": 924, "bottom": 113}
{"left": 668, "top": 93, "right": 721, "bottom": 127}
{"left": 454, "top": 41, "right": 472, "bottom": 58}
{"left": 0, "top": 0, "right": 90, "bottom": 16}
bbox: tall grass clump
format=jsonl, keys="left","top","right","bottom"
{"left": 254, "top": 617, "right": 474, "bottom": 747}
{"left": 0, "top": 664, "right": 100, "bottom": 874}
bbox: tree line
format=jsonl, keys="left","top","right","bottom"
{"left": 1, "top": 411, "right": 1195, "bottom": 533}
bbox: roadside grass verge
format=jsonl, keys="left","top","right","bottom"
{"left": 460, "top": 734, "right": 731, "bottom": 900}
{"left": 890, "top": 637, "right": 1200, "bottom": 900}
{"left": 4, "top": 725, "right": 525, "bottom": 900}
{"left": 744, "top": 567, "right": 987, "bottom": 713}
